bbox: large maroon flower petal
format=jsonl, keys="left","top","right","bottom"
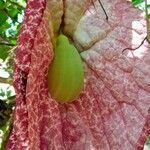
{"left": 6, "top": 0, "right": 150, "bottom": 150}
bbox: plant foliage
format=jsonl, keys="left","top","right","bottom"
{"left": 0, "top": 0, "right": 26, "bottom": 148}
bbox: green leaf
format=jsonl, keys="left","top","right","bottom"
{"left": 6, "top": 90, "right": 12, "bottom": 97}
{"left": 0, "top": 118, "right": 12, "bottom": 150}
{"left": 6, "top": 5, "right": 19, "bottom": 19}
{"left": 10, "top": 39, "right": 17, "bottom": 45}
{"left": 132, "top": 0, "right": 144, "bottom": 6}
{"left": 0, "top": 0, "right": 5, "bottom": 9}
{"left": 0, "top": 88, "right": 5, "bottom": 97}
{"left": 0, "top": 22, "right": 11, "bottom": 36}
{"left": 147, "top": 4, "right": 150, "bottom": 9}
{"left": 0, "top": 10, "right": 8, "bottom": 26}
{"left": 0, "top": 45, "right": 10, "bottom": 60}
